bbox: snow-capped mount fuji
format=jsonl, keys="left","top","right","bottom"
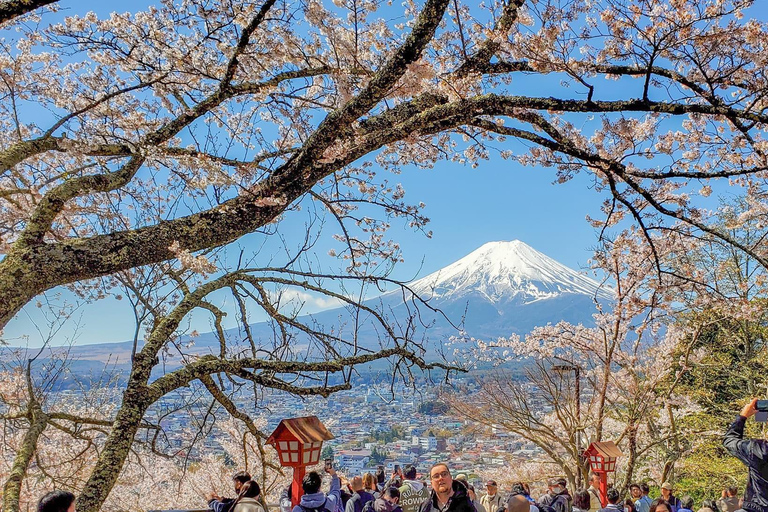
{"left": 1, "top": 241, "right": 613, "bottom": 385}
{"left": 408, "top": 240, "right": 613, "bottom": 306}
{"left": 384, "top": 240, "right": 614, "bottom": 338}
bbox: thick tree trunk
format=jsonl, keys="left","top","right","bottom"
{"left": 0, "top": 0, "right": 57, "bottom": 25}
{"left": 75, "top": 382, "right": 154, "bottom": 512}
{"left": 595, "top": 362, "right": 611, "bottom": 441}
{"left": 1, "top": 401, "right": 48, "bottom": 512}
{"left": 620, "top": 423, "right": 638, "bottom": 493}
{"left": 0, "top": 193, "right": 289, "bottom": 329}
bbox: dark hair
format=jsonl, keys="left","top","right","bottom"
{"left": 625, "top": 499, "right": 637, "bottom": 512}
{"left": 303, "top": 471, "right": 323, "bottom": 494}
{"left": 629, "top": 484, "right": 641, "bottom": 492}
{"left": 38, "top": 491, "right": 76, "bottom": 512}
{"left": 680, "top": 496, "right": 694, "bottom": 510}
{"left": 229, "top": 480, "right": 261, "bottom": 512}
{"left": 641, "top": 483, "right": 650, "bottom": 494}
{"left": 573, "top": 490, "right": 591, "bottom": 510}
{"left": 233, "top": 471, "right": 252, "bottom": 485}
{"left": 726, "top": 486, "right": 738, "bottom": 497}
{"left": 375, "top": 468, "right": 386, "bottom": 484}
{"left": 701, "top": 501, "right": 720, "bottom": 512}
{"left": 384, "top": 486, "right": 401, "bottom": 500}
{"left": 607, "top": 488, "right": 621, "bottom": 504}
{"left": 468, "top": 484, "right": 476, "bottom": 492}
{"left": 511, "top": 482, "right": 527, "bottom": 496}
{"left": 430, "top": 463, "right": 450, "bottom": 475}
{"left": 650, "top": 499, "right": 672, "bottom": 512}
{"left": 404, "top": 465, "right": 417, "bottom": 480}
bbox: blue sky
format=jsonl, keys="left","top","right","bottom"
{"left": 2, "top": 0, "right": 750, "bottom": 347}
{"left": 3, "top": 153, "right": 604, "bottom": 347}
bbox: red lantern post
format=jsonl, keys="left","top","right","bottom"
{"left": 583, "top": 441, "right": 623, "bottom": 507}
{"left": 267, "top": 416, "right": 335, "bottom": 508}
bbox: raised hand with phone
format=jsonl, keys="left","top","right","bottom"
{"left": 723, "top": 397, "right": 768, "bottom": 512}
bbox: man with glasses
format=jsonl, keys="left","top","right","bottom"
{"left": 418, "top": 463, "right": 476, "bottom": 512}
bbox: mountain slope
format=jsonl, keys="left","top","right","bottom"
{"left": 404, "top": 240, "right": 612, "bottom": 305}
{"left": 2, "top": 240, "right": 613, "bottom": 382}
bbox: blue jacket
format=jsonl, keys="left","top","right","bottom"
{"left": 666, "top": 496, "right": 682, "bottom": 512}
{"left": 209, "top": 498, "right": 235, "bottom": 512}
{"left": 292, "top": 476, "right": 342, "bottom": 512}
{"left": 635, "top": 496, "right": 652, "bottom": 512}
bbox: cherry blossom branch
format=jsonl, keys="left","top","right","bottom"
{"left": 0, "top": 67, "right": 330, "bottom": 174}
{"left": 280, "top": 0, "right": 450, "bottom": 175}
{"left": 456, "top": 0, "right": 526, "bottom": 77}
{"left": 220, "top": 0, "right": 278, "bottom": 88}
{"left": 148, "top": 347, "right": 458, "bottom": 399}
{"left": 1, "top": 363, "right": 48, "bottom": 512}
{"left": 198, "top": 374, "right": 283, "bottom": 475}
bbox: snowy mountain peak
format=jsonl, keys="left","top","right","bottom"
{"left": 408, "top": 240, "right": 613, "bottom": 305}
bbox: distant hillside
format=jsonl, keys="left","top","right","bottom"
{"left": 2, "top": 240, "right": 612, "bottom": 386}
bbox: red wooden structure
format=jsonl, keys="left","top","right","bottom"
{"left": 583, "top": 441, "right": 623, "bottom": 507}
{"left": 267, "top": 416, "right": 334, "bottom": 508}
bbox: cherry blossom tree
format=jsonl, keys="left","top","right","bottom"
{"left": 3, "top": 0, "right": 768, "bottom": 508}
{"left": 449, "top": 231, "right": 709, "bottom": 490}
{"left": 0, "top": 249, "right": 458, "bottom": 512}
{"left": 651, "top": 198, "right": 768, "bottom": 496}
{"left": 0, "top": 0, "right": 767, "bottom": 329}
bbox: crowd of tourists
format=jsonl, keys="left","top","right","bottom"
{"left": 31, "top": 398, "right": 768, "bottom": 512}
{"left": 204, "top": 464, "right": 747, "bottom": 512}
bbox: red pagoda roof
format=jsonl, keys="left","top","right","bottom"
{"left": 267, "top": 416, "right": 334, "bottom": 445}
{"left": 584, "top": 441, "right": 623, "bottom": 458}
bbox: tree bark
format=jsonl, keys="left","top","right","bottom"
{"left": 1, "top": 400, "right": 48, "bottom": 512}
{"left": 0, "top": 0, "right": 56, "bottom": 25}
{"left": 74, "top": 382, "right": 154, "bottom": 512}
{"left": 620, "top": 423, "right": 638, "bottom": 493}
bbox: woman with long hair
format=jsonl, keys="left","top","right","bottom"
{"left": 363, "top": 473, "right": 379, "bottom": 498}
{"left": 572, "top": 490, "right": 590, "bottom": 512}
{"left": 230, "top": 480, "right": 264, "bottom": 512}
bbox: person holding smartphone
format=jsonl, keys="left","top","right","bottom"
{"left": 287, "top": 463, "right": 342, "bottom": 512}
{"left": 723, "top": 397, "right": 768, "bottom": 512}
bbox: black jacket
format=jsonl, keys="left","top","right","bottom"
{"left": 538, "top": 492, "right": 571, "bottom": 512}
{"left": 347, "top": 491, "right": 376, "bottom": 512}
{"left": 418, "top": 481, "right": 476, "bottom": 512}
{"left": 723, "top": 415, "right": 768, "bottom": 512}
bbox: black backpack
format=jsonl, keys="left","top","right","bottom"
{"left": 536, "top": 495, "right": 561, "bottom": 512}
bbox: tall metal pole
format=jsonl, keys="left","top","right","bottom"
{"left": 552, "top": 364, "right": 583, "bottom": 489}
{"left": 575, "top": 366, "right": 582, "bottom": 489}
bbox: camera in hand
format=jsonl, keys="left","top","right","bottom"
{"left": 756, "top": 400, "right": 768, "bottom": 412}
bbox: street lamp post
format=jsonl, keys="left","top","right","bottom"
{"left": 267, "top": 416, "right": 335, "bottom": 508}
{"left": 552, "top": 364, "right": 582, "bottom": 488}
{"left": 584, "top": 441, "right": 623, "bottom": 507}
